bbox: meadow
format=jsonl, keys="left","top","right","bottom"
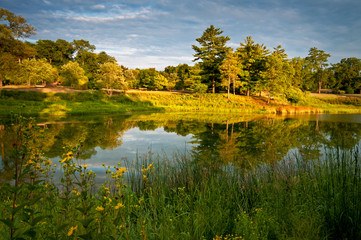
{"left": 1, "top": 88, "right": 361, "bottom": 117}
{"left": 1, "top": 116, "right": 361, "bottom": 239}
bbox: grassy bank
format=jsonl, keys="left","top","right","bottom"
{"left": 1, "top": 88, "right": 361, "bottom": 116}
{"left": 1, "top": 134, "right": 361, "bottom": 239}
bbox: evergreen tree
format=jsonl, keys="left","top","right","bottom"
{"left": 220, "top": 49, "right": 243, "bottom": 98}
{"left": 236, "top": 36, "right": 269, "bottom": 96}
{"left": 305, "top": 47, "right": 330, "bottom": 94}
{"left": 192, "top": 25, "right": 230, "bottom": 93}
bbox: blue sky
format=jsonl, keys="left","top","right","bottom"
{"left": 1, "top": 0, "right": 361, "bottom": 69}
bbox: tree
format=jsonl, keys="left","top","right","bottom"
{"left": 154, "top": 73, "right": 168, "bottom": 90}
{"left": 72, "top": 39, "right": 96, "bottom": 66}
{"left": 289, "top": 57, "right": 307, "bottom": 89}
{"left": 165, "top": 73, "right": 178, "bottom": 91}
{"left": 35, "top": 39, "right": 57, "bottom": 64}
{"left": 20, "top": 58, "right": 58, "bottom": 86}
{"left": 60, "top": 61, "right": 88, "bottom": 89}
{"left": 332, "top": 58, "right": 361, "bottom": 93}
{"left": 220, "top": 49, "right": 243, "bottom": 98}
{"left": 184, "top": 64, "right": 207, "bottom": 93}
{"left": 260, "top": 48, "right": 293, "bottom": 103}
{"left": 192, "top": 25, "right": 230, "bottom": 93}
{"left": 0, "top": 8, "right": 36, "bottom": 87}
{"left": 305, "top": 47, "right": 331, "bottom": 94}
{"left": 97, "top": 62, "right": 127, "bottom": 95}
{"left": 54, "top": 39, "right": 75, "bottom": 66}
{"left": 236, "top": 36, "right": 269, "bottom": 96}
{"left": 0, "top": 8, "right": 36, "bottom": 39}
{"left": 123, "top": 68, "right": 138, "bottom": 89}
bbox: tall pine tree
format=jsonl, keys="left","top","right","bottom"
{"left": 192, "top": 25, "right": 230, "bottom": 93}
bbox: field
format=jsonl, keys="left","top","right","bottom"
{"left": 1, "top": 87, "right": 361, "bottom": 117}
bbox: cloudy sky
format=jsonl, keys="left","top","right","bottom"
{"left": 2, "top": 0, "right": 361, "bottom": 69}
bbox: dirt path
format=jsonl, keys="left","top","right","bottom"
{"left": 310, "top": 93, "right": 361, "bottom": 98}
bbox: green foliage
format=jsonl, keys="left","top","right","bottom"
{"left": 97, "top": 62, "right": 127, "bottom": 95}
{"left": 236, "top": 36, "right": 270, "bottom": 96}
{"left": 283, "top": 86, "right": 306, "bottom": 103}
{"left": 19, "top": 58, "right": 59, "bottom": 85}
{"left": 220, "top": 49, "right": 243, "bottom": 98}
{"left": 259, "top": 48, "right": 293, "bottom": 103}
{"left": 60, "top": 61, "right": 88, "bottom": 89}
{"left": 305, "top": 47, "right": 331, "bottom": 93}
{"left": 193, "top": 25, "right": 230, "bottom": 93}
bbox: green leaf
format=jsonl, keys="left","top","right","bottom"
{"left": 30, "top": 215, "right": 51, "bottom": 227}
{"left": 23, "top": 229, "right": 36, "bottom": 238}
{"left": 0, "top": 231, "right": 11, "bottom": 240}
{"left": 0, "top": 219, "right": 13, "bottom": 229}
{"left": 79, "top": 218, "right": 94, "bottom": 228}
{"left": 56, "top": 223, "right": 69, "bottom": 232}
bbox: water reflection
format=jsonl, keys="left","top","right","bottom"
{"left": 1, "top": 113, "right": 361, "bottom": 181}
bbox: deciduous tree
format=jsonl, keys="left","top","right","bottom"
{"left": 20, "top": 58, "right": 58, "bottom": 86}
{"left": 97, "top": 62, "right": 127, "bottom": 95}
{"left": 60, "top": 61, "right": 88, "bottom": 89}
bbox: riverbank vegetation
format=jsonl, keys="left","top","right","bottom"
{"left": 1, "top": 88, "right": 361, "bottom": 117}
{"left": 1, "top": 117, "right": 361, "bottom": 239}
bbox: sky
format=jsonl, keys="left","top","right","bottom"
{"left": 1, "top": 0, "right": 361, "bottom": 69}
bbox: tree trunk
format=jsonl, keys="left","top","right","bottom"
{"left": 233, "top": 78, "right": 235, "bottom": 95}
{"left": 212, "top": 78, "right": 215, "bottom": 93}
{"left": 227, "top": 76, "right": 230, "bottom": 99}
{"left": 0, "top": 74, "right": 3, "bottom": 88}
{"left": 247, "top": 88, "right": 250, "bottom": 97}
{"left": 318, "top": 81, "right": 322, "bottom": 94}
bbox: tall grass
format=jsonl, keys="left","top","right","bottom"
{"left": 1, "top": 125, "right": 361, "bottom": 240}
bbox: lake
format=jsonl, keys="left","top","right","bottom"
{"left": 1, "top": 112, "right": 361, "bottom": 181}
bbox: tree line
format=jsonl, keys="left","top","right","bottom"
{"left": 1, "top": 8, "right": 361, "bottom": 99}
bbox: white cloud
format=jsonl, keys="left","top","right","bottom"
{"left": 91, "top": 4, "right": 106, "bottom": 10}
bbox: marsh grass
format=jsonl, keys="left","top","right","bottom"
{"left": 1, "top": 117, "right": 361, "bottom": 239}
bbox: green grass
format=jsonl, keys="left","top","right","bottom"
{"left": 1, "top": 116, "right": 361, "bottom": 239}
{"left": 1, "top": 89, "right": 361, "bottom": 117}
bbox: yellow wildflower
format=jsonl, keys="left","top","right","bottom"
{"left": 67, "top": 225, "right": 78, "bottom": 236}
{"left": 96, "top": 206, "right": 104, "bottom": 211}
{"left": 114, "top": 203, "right": 125, "bottom": 210}
{"left": 82, "top": 165, "right": 88, "bottom": 168}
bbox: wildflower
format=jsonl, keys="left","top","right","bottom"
{"left": 82, "top": 165, "right": 88, "bottom": 168}
{"left": 96, "top": 206, "right": 104, "bottom": 211}
{"left": 115, "top": 203, "right": 125, "bottom": 210}
{"left": 67, "top": 225, "right": 78, "bottom": 236}
{"left": 119, "top": 225, "right": 124, "bottom": 230}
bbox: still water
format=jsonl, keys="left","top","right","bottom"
{"left": 1, "top": 112, "right": 361, "bottom": 180}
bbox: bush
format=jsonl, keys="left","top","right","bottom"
{"left": 284, "top": 87, "right": 306, "bottom": 103}
{"left": 345, "top": 86, "right": 354, "bottom": 94}
{"left": 0, "top": 90, "right": 47, "bottom": 101}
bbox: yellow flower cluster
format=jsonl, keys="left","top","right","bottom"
{"left": 111, "top": 167, "right": 127, "bottom": 178}
{"left": 141, "top": 163, "right": 153, "bottom": 173}
{"left": 96, "top": 206, "right": 104, "bottom": 211}
{"left": 67, "top": 225, "right": 78, "bottom": 236}
{"left": 114, "top": 203, "right": 125, "bottom": 210}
